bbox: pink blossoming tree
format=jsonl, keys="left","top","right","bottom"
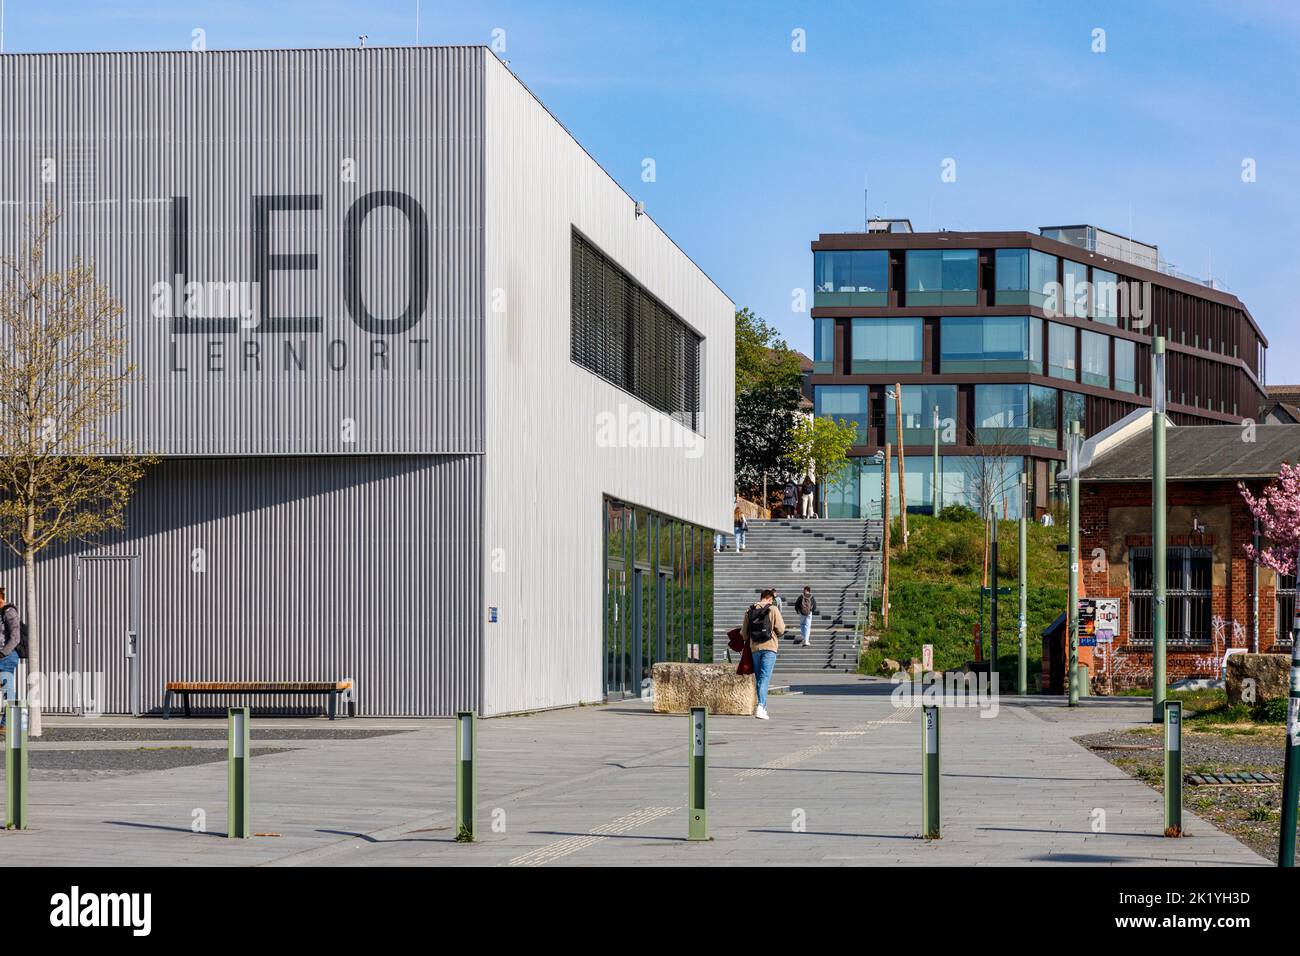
{"left": 1239, "top": 463, "right": 1300, "bottom": 574}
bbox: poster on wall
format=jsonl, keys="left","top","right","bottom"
{"left": 1095, "top": 598, "right": 1120, "bottom": 644}
{"left": 1077, "top": 598, "right": 1097, "bottom": 646}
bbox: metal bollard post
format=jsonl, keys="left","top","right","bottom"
{"left": 1164, "top": 699, "right": 1183, "bottom": 836}
{"left": 455, "top": 711, "right": 476, "bottom": 842}
{"left": 5, "top": 701, "right": 29, "bottom": 830}
{"left": 227, "top": 706, "right": 250, "bottom": 839}
{"left": 688, "top": 706, "right": 708, "bottom": 841}
{"left": 922, "top": 704, "right": 940, "bottom": 839}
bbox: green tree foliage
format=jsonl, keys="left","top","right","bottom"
{"left": 734, "top": 307, "right": 801, "bottom": 394}
{"left": 733, "top": 307, "right": 804, "bottom": 497}
{"left": 787, "top": 415, "right": 857, "bottom": 515}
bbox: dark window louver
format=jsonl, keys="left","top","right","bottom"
{"left": 571, "top": 231, "right": 702, "bottom": 432}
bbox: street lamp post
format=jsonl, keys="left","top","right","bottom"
{"left": 1153, "top": 336, "right": 1167, "bottom": 723}
{"left": 1068, "top": 420, "right": 1081, "bottom": 707}
{"left": 1018, "top": 471, "right": 1028, "bottom": 696}
{"left": 932, "top": 404, "right": 940, "bottom": 516}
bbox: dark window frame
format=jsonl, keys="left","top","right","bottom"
{"left": 1128, "top": 545, "right": 1213, "bottom": 646}
{"left": 571, "top": 230, "right": 703, "bottom": 433}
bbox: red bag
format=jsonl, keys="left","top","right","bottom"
{"left": 737, "top": 643, "right": 754, "bottom": 675}
{"left": 727, "top": 627, "right": 744, "bottom": 653}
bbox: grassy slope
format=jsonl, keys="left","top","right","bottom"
{"left": 861, "top": 512, "right": 1067, "bottom": 683}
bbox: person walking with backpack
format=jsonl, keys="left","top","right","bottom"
{"left": 741, "top": 588, "right": 785, "bottom": 720}
{"left": 0, "top": 588, "right": 24, "bottom": 732}
{"left": 795, "top": 586, "right": 818, "bottom": 646}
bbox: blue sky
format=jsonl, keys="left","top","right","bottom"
{"left": 6, "top": 0, "right": 1299, "bottom": 374}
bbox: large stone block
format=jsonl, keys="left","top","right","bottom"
{"left": 1226, "top": 653, "right": 1290, "bottom": 704}
{"left": 651, "top": 662, "right": 756, "bottom": 715}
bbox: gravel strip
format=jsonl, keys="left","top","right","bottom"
{"left": 1076, "top": 726, "right": 1288, "bottom": 862}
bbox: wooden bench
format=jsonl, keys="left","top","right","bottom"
{"left": 163, "top": 681, "right": 355, "bottom": 720}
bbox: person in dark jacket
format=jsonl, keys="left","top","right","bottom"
{"left": 741, "top": 589, "right": 785, "bottom": 720}
{"left": 0, "top": 588, "right": 22, "bottom": 731}
{"left": 795, "top": 586, "right": 818, "bottom": 646}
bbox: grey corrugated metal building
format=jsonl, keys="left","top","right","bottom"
{"left": 0, "top": 47, "right": 734, "bottom": 717}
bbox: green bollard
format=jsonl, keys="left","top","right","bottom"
{"left": 1164, "top": 699, "right": 1183, "bottom": 836}
{"left": 227, "top": 706, "right": 250, "bottom": 839}
{"left": 455, "top": 711, "right": 476, "bottom": 842}
{"left": 5, "top": 701, "right": 29, "bottom": 830}
{"left": 922, "top": 704, "right": 940, "bottom": 839}
{"left": 688, "top": 706, "right": 708, "bottom": 841}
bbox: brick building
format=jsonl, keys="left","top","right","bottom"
{"left": 1053, "top": 414, "right": 1298, "bottom": 694}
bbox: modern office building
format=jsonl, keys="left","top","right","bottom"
{"left": 0, "top": 47, "right": 733, "bottom": 717}
{"left": 809, "top": 221, "right": 1269, "bottom": 518}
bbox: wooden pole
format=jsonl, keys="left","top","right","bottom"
{"left": 883, "top": 442, "right": 892, "bottom": 629}
{"left": 894, "top": 383, "right": 907, "bottom": 548}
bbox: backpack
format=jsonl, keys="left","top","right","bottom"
{"left": 746, "top": 603, "right": 772, "bottom": 643}
{"left": 1, "top": 605, "right": 27, "bottom": 660}
{"left": 797, "top": 593, "right": 811, "bottom": 615}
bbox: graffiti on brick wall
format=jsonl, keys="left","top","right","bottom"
{"left": 1098, "top": 616, "right": 1246, "bottom": 691}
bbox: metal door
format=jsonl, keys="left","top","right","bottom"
{"left": 74, "top": 555, "right": 141, "bottom": 716}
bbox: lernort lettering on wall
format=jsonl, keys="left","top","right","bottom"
{"left": 0, "top": 46, "right": 485, "bottom": 458}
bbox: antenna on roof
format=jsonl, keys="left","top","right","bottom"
{"left": 864, "top": 173, "right": 869, "bottom": 231}
{"left": 416, "top": 0, "right": 421, "bottom": 44}
{"left": 359, "top": 34, "right": 368, "bottom": 48}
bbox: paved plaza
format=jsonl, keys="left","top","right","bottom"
{"left": 0, "top": 675, "right": 1268, "bottom": 866}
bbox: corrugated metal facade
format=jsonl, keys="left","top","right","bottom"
{"left": 0, "top": 455, "right": 482, "bottom": 716}
{"left": 0, "top": 47, "right": 484, "bottom": 456}
{"left": 480, "top": 56, "right": 734, "bottom": 715}
{"left": 0, "top": 47, "right": 734, "bottom": 718}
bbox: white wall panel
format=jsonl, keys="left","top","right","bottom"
{"left": 481, "top": 54, "right": 734, "bottom": 715}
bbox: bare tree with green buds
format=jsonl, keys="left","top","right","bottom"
{"left": 0, "top": 207, "right": 154, "bottom": 736}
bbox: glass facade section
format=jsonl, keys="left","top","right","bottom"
{"left": 1048, "top": 322, "right": 1076, "bottom": 380}
{"left": 1063, "top": 260, "right": 1089, "bottom": 318}
{"left": 884, "top": 384, "right": 958, "bottom": 446}
{"left": 1029, "top": 384, "right": 1058, "bottom": 448}
{"left": 994, "top": 248, "right": 1028, "bottom": 305}
{"left": 813, "top": 317, "right": 835, "bottom": 374}
{"left": 841, "top": 455, "right": 1026, "bottom": 519}
{"left": 1081, "top": 329, "right": 1110, "bottom": 388}
{"left": 603, "top": 499, "right": 713, "bottom": 698}
{"left": 1114, "top": 338, "right": 1137, "bottom": 393}
{"left": 1093, "top": 268, "right": 1119, "bottom": 325}
{"left": 851, "top": 317, "right": 922, "bottom": 373}
{"left": 940, "top": 315, "right": 1041, "bottom": 373}
{"left": 974, "top": 383, "right": 1028, "bottom": 445}
{"left": 814, "top": 385, "right": 869, "bottom": 443}
{"left": 813, "top": 250, "right": 889, "bottom": 306}
{"left": 906, "top": 248, "right": 978, "bottom": 305}
{"left": 1062, "top": 390, "right": 1086, "bottom": 434}
{"left": 1029, "top": 250, "right": 1058, "bottom": 310}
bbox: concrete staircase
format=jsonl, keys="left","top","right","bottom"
{"left": 712, "top": 519, "right": 882, "bottom": 675}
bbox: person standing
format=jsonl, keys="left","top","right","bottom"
{"left": 795, "top": 586, "right": 818, "bottom": 646}
{"left": 0, "top": 588, "right": 23, "bottom": 732}
{"left": 733, "top": 506, "right": 748, "bottom": 553}
{"left": 800, "top": 474, "right": 816, "bottom": 518}
{"left": 741, "top": 589, "right": 785, "bottom": 720}
{"left": 782, "top": 479, "right": 798, "bottom": 518}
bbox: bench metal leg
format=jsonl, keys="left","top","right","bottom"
{"left": 163, "top": 691, "right": 172, "bottom": 720}
{"left": 183, "top": 693, "right": 191, "bottom": 718}
{"left": 328, "top": 691, "right": 337, "bottom": 721}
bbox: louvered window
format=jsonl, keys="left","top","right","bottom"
{"left": 571, "top": 231, "right": 702, "bottom": 432}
